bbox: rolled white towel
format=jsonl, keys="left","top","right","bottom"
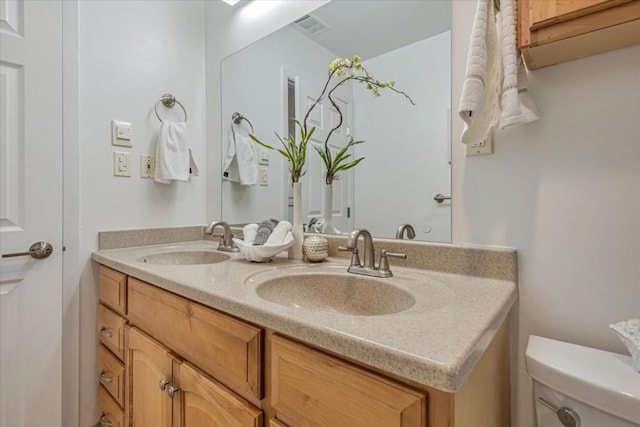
{"left": 242, "top": 223, "right": 259, "bottom": 245}
{"left": 265, "top": 221, "right": 292, "bottom": 246}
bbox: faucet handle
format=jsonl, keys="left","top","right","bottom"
{"left": 378, "top": 250, "right": 407, "bottom": 275}
{"left": 339, "top": 246, "right": 361, "bottom": 268}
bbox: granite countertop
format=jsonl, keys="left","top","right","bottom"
{"left": 93, "top": 240, "right": 517, "bottom": 393}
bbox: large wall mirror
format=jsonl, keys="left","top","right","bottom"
{"left": 221, "top": 0, "right": 451, "bottom": 242}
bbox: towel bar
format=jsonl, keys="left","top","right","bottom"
{"left": 155, "top": 94, "right": 187, "bottom": 122}
{"left": 232, "top": 112, "right": 254, "bottom": 133}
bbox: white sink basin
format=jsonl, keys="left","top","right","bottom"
{"left": 254, "top": 272, "right": 415, "bottom": 315}
{"left": 136, "top": 250, "right": 231, "bottom": 265}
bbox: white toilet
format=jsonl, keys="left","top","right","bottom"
{"left": 526, "top": 335, "right": 640, "bottom": 427}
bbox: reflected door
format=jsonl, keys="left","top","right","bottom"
{"left": 0, "top": 1, "right": 63, "bottom": 426}
{"left": 297, "top": 76, "right": 354, "bottom": 234}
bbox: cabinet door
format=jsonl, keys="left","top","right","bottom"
{"left": 128, "top": 278, "right": 263, "bottom": 401}
{"left": 528, "top": 0, "right": 629, "bottom": 30}
{"left": 270, "top": 336, "right": 426, "bottom": 427}
{"left": 126, "top": 327, "right": 173, "bottom": 427}
{"left": 174, "top": 362, "right": 263, "bottom": 427}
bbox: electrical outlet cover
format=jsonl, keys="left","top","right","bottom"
{"left": 140, "top": 154, "right": 155, "bottom": 178}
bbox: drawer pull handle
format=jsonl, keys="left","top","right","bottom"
{"left": 93, "top": 413, "right": 112, "bottom": 427}
{"left": 99, "top": 370, "right": 113, "bottom": 383}
{"left": 100, "top": 328, "right": 113, "bottom": 338}
{"left": 167, "top": 384, "right": 180, "bottom": 398}
{"left": 159, "top": 379, "right": 171, "bottom": 391}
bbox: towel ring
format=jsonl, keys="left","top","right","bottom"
{"left": 155, "top": 94, "right": 188, "bottom": 122}
{"left": 232, "top": 112, "right": 254, "bottom": 133}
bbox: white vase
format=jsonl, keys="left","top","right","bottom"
{"left": 321, "top": 184, "right": 339, "bottom": 235}
{"left": 289, "top": 181, "right": 304, "bottom": 260}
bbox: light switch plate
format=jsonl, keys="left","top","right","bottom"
{"left": 140, "top": 154, "right": 155, "bottom": 178}
{"left": 113, "top": 151, "right": 131, "bottom": 177}
{"left": 259, "top": 149, "right": 270, "bottom": 165}
{"left": 112, "top": 120, "right": 132, "bottom": 147}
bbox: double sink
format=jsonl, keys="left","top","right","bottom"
{"left": 134, "top": 248, "right": 449, "bottom": 316}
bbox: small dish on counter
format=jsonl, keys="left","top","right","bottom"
{"left": 232, "top": 232, "right": 294, "bottom": 262}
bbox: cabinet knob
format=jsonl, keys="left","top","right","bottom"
{"left": 159, "top": 379, "right": 171, "bottom": 391}
{"left": 99, "top": 370, "right": 113, "bottom": 384}
{"left": 167, "top": 384, "right": 180, "bottom": 398}
{"left": 99, "top": 328, "right": 113, "bottom": 338}
{"left": 93, "top": 413, "right": 113, "bottom": 427}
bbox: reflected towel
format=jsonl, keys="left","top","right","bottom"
{"left": 223, "top": 125, "right": 258, "bottom": 186}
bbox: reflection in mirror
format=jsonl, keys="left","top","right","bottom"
{"left": 221, "top": 1, "right": 451, "bottom": 242}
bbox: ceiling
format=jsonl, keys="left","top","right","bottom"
{"left": 290, "top": 0, "right": 451, "bottom": 61}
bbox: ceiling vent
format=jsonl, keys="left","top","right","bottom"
{"left": 293, "top": 14, "right": 329, "bottom": 36}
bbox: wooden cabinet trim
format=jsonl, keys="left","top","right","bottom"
{"left": 98, "top": 264, "right": 127, "bottom": 315}
{"left": 518, "top": 0, "right": 640, "bottom": 69}
{"left": 98, "top": 304, "right": 126, "bottom": 361}
{"left": 269, "top": 334, "right": 426, "bottom": 427}
{"left": 98, "top": 385, "right": 125, "bottom": 427}
{"left": 98, "top": 344, "right": 126, "bottom": 407}
{"left": 127, "top": 277, "right": 263, "bottom": 402}
{"left": 174, "top": 361, "right": 263, "bottom": 427}
{"left": 528, "top": 0, "right": 632, "bottom": 31}
{"left": 126, "top": 326, "right": 174, "bottom": 427}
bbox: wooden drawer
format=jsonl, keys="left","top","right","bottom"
{"left": 98, "top": 344, "right": 125, "bottom": 407}
{"left": 176, "top": 361, "right": 263, "bottom": 427}
{"left": 97, "top": 385, "right": 126, "bottom": 427}
{"left": 98, "top": 264, "right": 127, "bottom": 315}
{"left": 127, "top": 278, "right": 263, "bottom": 401}
{"left": 98, "top": 304, "right": 126, "bottom": 361}
{"left": 270, "top": 335, "right": 426, "bottom": 427}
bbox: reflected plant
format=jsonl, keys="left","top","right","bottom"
{"left": 249, "top": 54, "right": 414, "bottom": 185}
{"left": 308, "top": 55, "right": 415, "bottom": 185}
{"left": 249, "top": 120, "right": 313, "bottom": 183}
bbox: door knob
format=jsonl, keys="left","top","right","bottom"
{"left": 2, "top": 241, "right": 53, "bottom": 259}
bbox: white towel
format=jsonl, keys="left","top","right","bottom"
{"left": 223, "top": 125, "right": 258, "bottom": 186}
{"left": 242, "top": 223, "right": 259, "bottom": 244}
{"left": 265, "top": 221, "right": 292, "bottom": 246}
{"left": 498, "top": 0, "right": 539, "bottom": 129}
{"left": 458, "top": 0, "right": 501, "bottom": 145}
{"left": 154, "top": 121, "right": 198, "bottom": 184}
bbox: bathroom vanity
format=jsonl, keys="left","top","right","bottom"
{"left": 92, "top": 231, "right": 517, "bottom": 427}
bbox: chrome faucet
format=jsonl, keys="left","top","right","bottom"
{"left": 205, "top": 220, "right": 239, "bottom": 253}
{"left": 339, "top": 229, "right": 406, "bottom": 278}
{"left": 395, "top": 224, "right": 416, "bottom": 240}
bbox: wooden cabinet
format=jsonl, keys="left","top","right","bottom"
{"left": 96, "top": 263, "right": 511, "bottom": 427}
{"left": 99, "top": 264, "right": 128, "bottom": 315}
{"left": 97, "top": 269, "right": 129, "bottom": 425}
{"left": 127, "top": 277, "right": 263, "bottom": 402}
{"left": 269, "top": 335, "right": 426, "bottom": 427}
{"left": 98, "top": 386, "right": 126, "bottom": 427}
{"left": 518, "top": 0, "right": 640, "bottom": 69}
{"left": 174, "top": 361, "right": 263, "bottom": 427}
{"left": 127, "top": 326, "right": 263, "bottom": 427}
{"left": 126, "top": 326, "right": 174, "bottom": 427}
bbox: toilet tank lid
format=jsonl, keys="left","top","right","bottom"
{"left": 526, "top": 335, "right": 640, "bottom": 425}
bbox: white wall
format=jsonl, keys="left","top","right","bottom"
{"left": 451, "top": 2, "right": 640, "bottom": 426}
{"left": 353, "top": 32, "right": 451, "bottom": 241}
{"left": 76, "top": 1, "right": 206, "bottom": 424}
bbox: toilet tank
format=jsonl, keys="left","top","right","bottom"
{"left": 526, "top": 335, "right": 640, "bottom": 427}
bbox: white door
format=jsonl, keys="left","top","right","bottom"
{"left": 0, "top": 1, "right": 63, "bottom": 426}
{"left": 299, "top": 77, "right": 354, "bottom": 234}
